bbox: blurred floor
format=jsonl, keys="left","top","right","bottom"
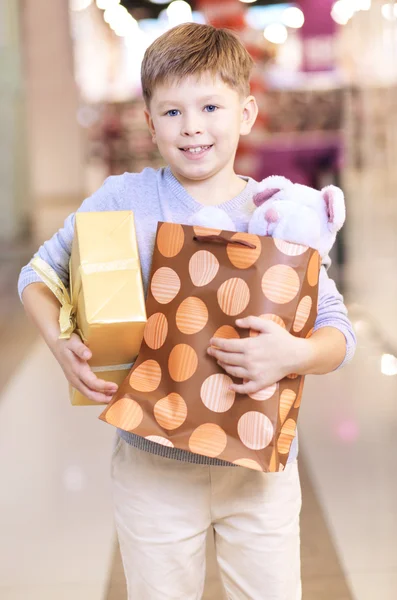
{"left": 1, "top": 244, "right": 396, "bottom": 600}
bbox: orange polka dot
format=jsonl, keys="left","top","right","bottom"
{"left": 227, "top": 233, "right": 262, "bottom": 269}
{"left": 233, "top": 458, "right": 263, "bottom": 471}
{"left": 189, "top": 251, "right": 219, "bottom": 287}
{"left": 189, "top": 423, "right": 227, "bottom": 458}
{"left": 269, "top": 450, "right": 278, "bottom": 472}
{"left": 176, "top": 297, "right": 208, "bottom": 335}
{"left": 294, "top": 377, "right": 305, "bottom": 409}
{"left": 193, "top": 226, "right": 222, "bottom": 237}
{"left": 293, "top": 296, "right": 312, "bottom": 333}
{"left": 168, "top": 344, "right": 198, "bottom": 382}
{"left": 248, "top": 383, "right": 277, "bottom": 401}
{"left": 279, "top": 389, "right": 296, "bottom": 424}
{"left": 145, "top": 435, "right": 174, "bottom": 447}
{"left": 151, "top": 267, "right": 181, "bottom": 304}
{"left": 278, "top": 418, "right": 297, "bottom": 454}
{"left": 144, "top": 313, "right": 168, "bottom": 350}
{"left": 129, "top": 360, "right": 161, "bottom": 392}
{"left": 250, "top": 314, "right": 286, "bottom": 337}
{"left": 201, "top": 374, "right": 235, "bottom": 413}
{"left": 217, "top": 278, "right": 250, "bottom": 316}
{"left": 213, "top": 325, "right": 240, "bottom": 340}
{"left": 274, "top": 238, "right": 308, "bottom": 256}
{"left": 238, "top": 412, "right": 274, "bottom": 450}
{"left": 305, "top": 328, "right": 314, "bottom": 339}
{"left": 154, "top": 393, "right": 187, "bottom": 430}
{"left": 287, "top": 373, "right": 299, "bottom": 379}
{"left": 157, "top": 223, "right": 184, "bottom": 258}
{"left": 262, "top": 265, "right": 300, "bottom": 305}
{"left": 105, "top": 396, "right": 143, "bottom": 431}
{"left": 307, "top": 252, "right": 320, "bottom": 287}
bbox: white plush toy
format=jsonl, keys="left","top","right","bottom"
{"left": 248, "top": 175, "right": 345, "bottom": 258}
{"left": 188, "top": 205, "right": 236, "bottom": 231}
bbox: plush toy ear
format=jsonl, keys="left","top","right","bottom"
{"left": 322, "top": 185, "right": 345, "bottom": 233}
{"left": 253, "top": 188, "right": 280, "bottom": 207}
{"left": 253, "top": 175, "right": 293, "bottom": 207}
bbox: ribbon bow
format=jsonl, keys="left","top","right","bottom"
{"left": 30, "top": 257, "right": 85, "bottom": 341}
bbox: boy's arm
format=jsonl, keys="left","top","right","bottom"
{"left": 21, "top": 283, "right": 117, "bottom": 403}
{"left": 208, "top": 266, "right": 357, "bottom": 394}
{"left": 293, "top": 266, "right": 356, "bottom": 375}
{"left": 18, "top": 175, "right": 125, "bottom": 403}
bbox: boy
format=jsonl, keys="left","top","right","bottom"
{"left": 19, "top": 23, "right": 356, "bottom": 600}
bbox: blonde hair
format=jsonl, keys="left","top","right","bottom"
{"left": 141, "top": 22, "right": 254, "bottom": 106}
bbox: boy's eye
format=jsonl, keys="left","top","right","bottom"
{"left": 204, "top": 105, "right": 218, "bottom": 113}
{"left": 166, "top": 109, "right": 181, "bottom": 117}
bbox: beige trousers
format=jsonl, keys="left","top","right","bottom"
{"left": 111, "top": 438, "right": 302, "bottom": 600}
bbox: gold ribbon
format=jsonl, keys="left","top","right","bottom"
{"left": 92, "top": 363, "right": 133, "bottom": 373}
{"left": 30, "top": 256, "right": 84, "bottom": 341}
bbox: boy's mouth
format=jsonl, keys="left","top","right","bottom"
{"left": 180, "top": 145, "right": 213, "bottom": 159}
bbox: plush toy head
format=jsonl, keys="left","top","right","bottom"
{"left": 188, "top": 206, "right": 236, "bottom": 232}
{"left": 248, "top": 175, "right": 345, "bottom": 258}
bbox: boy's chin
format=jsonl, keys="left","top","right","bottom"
{"left": 172, "top": 162, "right": 218, "bottom": 181}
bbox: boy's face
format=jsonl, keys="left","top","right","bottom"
{"left": 145, "top": 73, "right": 258, "bottom": 186}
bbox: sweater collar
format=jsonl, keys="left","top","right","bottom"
{"left": 163, "top": 166, "right": 257, "bottom": 215}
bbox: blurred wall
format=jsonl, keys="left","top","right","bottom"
{"left": 0, "top": 0, "right": 29, "bottom": 242}
{"left": 21, "top": 0, "right": 86, "bottom": 244}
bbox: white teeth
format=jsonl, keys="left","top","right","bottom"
{"left": 185, "top": 146, "right": 210, "bottom": 153}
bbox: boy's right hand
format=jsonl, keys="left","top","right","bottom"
{"left": 53, "top": 333, "right": 118, "bottom": 404}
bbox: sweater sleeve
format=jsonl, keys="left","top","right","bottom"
{"left": 17, "top": 175, "right": 124, "bottom": 301}
{"left": 314, "top": 266, "right": 357, "bottom": 370}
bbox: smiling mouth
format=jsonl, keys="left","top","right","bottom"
{"left": 180, "top": 145, "right": 213, "bottom": 154}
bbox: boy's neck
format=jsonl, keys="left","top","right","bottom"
{"left": 172, "top": 168, "right": 247, "bottom": 206}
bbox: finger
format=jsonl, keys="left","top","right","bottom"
{"left": 229, "top": 379, "right": 262, "bottom": 395}
{"left": 218, "top": 362, "right": 247, "bottom": 379}
{"left": 68, "top": 334, "right": 92, "bottom": 360}
{"left": 208, "top": 347, "right": 245, "bottom": 366}
{"left": 79, "top": 367, "right": 118, "bottom": 394}
{"left": 236, "top": 316, "right": 279, "bottom": 334}
{"left": 75, "top": 378, "right": 114, "bottom": 404}
{"left": 209, "top": 337, "right": 245, "bottom": 353}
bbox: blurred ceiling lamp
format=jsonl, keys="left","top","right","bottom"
{"left": 355, "top": 0, "right": 371, "bottom": 9}
{"left": 167, "top": 1, "right": 193, "bottom": 27}
{"left": 104, "top": 3, "right": 138, "bottom": 36}
{"left": 331, "top": 0, "right": 355, "bottom": 25}
{"left": 381, "top": 353, "right": 397, "bottom": 376}
{"left": 282, "top": 6, "right": 305, "bottom": 28}
{"left": 381, "top": 2, "right": 397, "bottom": 20}
{"left": 70, "top": 0, "right": 93, "bottom": 10}
{"left": 148, "top": 0, "right": 170, "bottom": 4}
{"left": 239, "top": 0, "right": 258, "bottom": 4}
{"left": 96, "top": 0, "right": 120, "bottom": 10}
{"left": 264, "top": 23, "right": 288, "bottom": 44}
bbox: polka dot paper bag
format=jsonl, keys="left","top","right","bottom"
{"left": 99, "top": 223, "right": 320, "bottom": 472}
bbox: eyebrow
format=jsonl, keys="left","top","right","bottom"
{"left": 156, "top": 95, "right": 225, "bottom": 111}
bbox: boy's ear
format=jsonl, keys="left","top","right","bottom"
{"left": 144, "top": 108, "right": 156, "bottom": 139}
{"left": 240, "top": 96, "right": 258, "bottom": 136}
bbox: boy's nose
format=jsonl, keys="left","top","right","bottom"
{"left": 182, "top": 126, "right": 203, "bottom": 136}
{"left": 181, "top": 116, "right": 204, "bottom": 136}
{"left": 265, "top": 208, "right": 280, "bottom": 223}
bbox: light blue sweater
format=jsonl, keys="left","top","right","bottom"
{"left": 18, "top": 167, "right": 356, "bottom": 465}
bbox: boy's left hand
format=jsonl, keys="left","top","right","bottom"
{"left": 207, "top": 316, "right": 305, "bottom": 395}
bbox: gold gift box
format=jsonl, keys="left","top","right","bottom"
{"left": 69, "top": 210, "right": 146, "bottom": 406}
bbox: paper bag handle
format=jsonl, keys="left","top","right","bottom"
{"left": 193, "top": 234, "right": 257, "bottom": 249}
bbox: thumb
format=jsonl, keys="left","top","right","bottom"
{"left": 236, "top": 316, "right": 281, "bottom": 334}
{"left": 68, "top": 334, "right": 92, "bottom": 360}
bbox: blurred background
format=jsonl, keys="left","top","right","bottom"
{"left": 1, "top": 0, "right": 397, "bottom": 598}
